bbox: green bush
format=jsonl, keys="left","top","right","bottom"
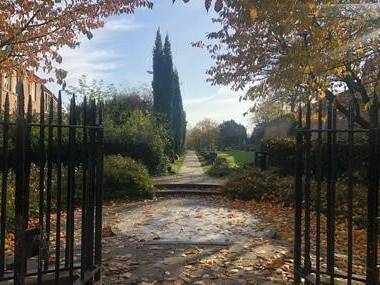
{"left": 198, "top": 150, "right": 217, "bottom": 164}
{"left": 103, "top": 155, "right": 154, "bottom": 199}
{"left": 207, "top": 157, "right": 231, "bottom": 177}
{"left": 262, "top": 136, "right": 369, "bottom": 179}
{"left": 224, "top": 166, "right": 367, "bottom": 227}
{"left": 224, "top": 167, "right": 293, "bottom": 201}
{"left": 261, "top": 138, "right": 296, "bottom": 175}
{"left": 104, "top": 110, "right": 170, "bottom": 175}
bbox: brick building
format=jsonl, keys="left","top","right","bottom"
{"left": 0, "top": 71, "right": 57, "bottom": 114}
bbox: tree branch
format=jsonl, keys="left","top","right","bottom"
{"left": 325, "top": 89, "right": 369, "bottom": 128}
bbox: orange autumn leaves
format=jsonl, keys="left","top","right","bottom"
{"left": 0, "top": 0, "right": 153, "bottom": 81}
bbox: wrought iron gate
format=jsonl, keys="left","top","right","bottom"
{"left": 294, "top": 97, "right": 379, "bottom": 284}
{"left": 0, "top": 81, "right": 104, "bottom": 284}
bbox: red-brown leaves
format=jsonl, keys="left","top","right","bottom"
{"left": 0, "top": 0, "right": 153, "bottom": 80}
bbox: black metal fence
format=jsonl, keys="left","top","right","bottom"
{"left": 0, "top": 81, "right": 104, "bottom": 284}
{"left": 294, "top": 97, "right": 379, "bottom": 284}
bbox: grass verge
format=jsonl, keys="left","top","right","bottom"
{"left": 217, "top": 150, "right": 255, "bottom": 168}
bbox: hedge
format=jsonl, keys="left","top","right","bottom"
{"left": 103, "top": 155, "right": 154, "bottom": 199}
{"left": 262, "top": 136, "right": 369, "bottom": 180}
{"left": 224, "top": 166, "right": 367, "bottom": 227}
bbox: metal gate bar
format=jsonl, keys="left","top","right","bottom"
{"left": 294, "top": 96, "right": 379, "bottom": 285}
{"left": 0, "top": 80, "right": 104, "bottom": 284}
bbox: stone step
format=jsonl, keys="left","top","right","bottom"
{"left": 154, "top": 183, "right": 223, "bottom": 190}
{"left": 156, "top": 188, "right": 223, "bottom": 196}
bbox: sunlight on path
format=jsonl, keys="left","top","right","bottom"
{"left": 153, "top": 151, "right": 226, "bottom": 186}
{"left": 104, "top": 197, "right": 270, "bottom": 244}
{"left": 101, "top": 153, "right": 286, "bottom": 284}
{"left": 102, "top": 197, "right": 289, "bottom": 284}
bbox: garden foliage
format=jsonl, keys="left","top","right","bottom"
{"left": 103, "top": 155, "right": 154, "bottom": 199}
{"left": 104, "top": 109, "right": 170, "bottom": 175}
{"left": 262, "top": 137, "right": 369, "bottom": 179}
{"left": 224, "top": 166, "right": 367, "bottom": 227}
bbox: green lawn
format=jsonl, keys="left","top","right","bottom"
{"left": 217, "top": 150, "right": 255, "bottom": 168}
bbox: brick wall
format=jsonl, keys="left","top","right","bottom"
{"left": 0, "top": 72, "right": 57, "bottom": 114}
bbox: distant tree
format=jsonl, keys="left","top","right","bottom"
{"left": 187, "top": 119, "right": 220, "bottom": 151}
{"left": 219, "top": 120, "right": 247, "bottom": 148}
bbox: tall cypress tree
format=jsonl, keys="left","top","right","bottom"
{"left": 161, "top": 35, "right": 175, "bottom": 120}
{"left": 152, "top": 29, "right": 164, "bottom": 114}
{"left": 171, "top": 70, "right": 186, "bottom": 154}
{"left": 152, "top": 31, "right": 186, "bottom": 156}
{"left": 152, "top": 31, "right": 175, "bottom": 121}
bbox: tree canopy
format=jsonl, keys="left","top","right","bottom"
{"left": 219, "top": 120, "right": 247, "bottom": 148}
{"left": 200, "top": 1, "right": 380, "bottom": 127}
{"left": 187, "top": 119, "right": 220, "bottom": 150}
{"left": 0, "top": 0, "right": 153, "bottom": 82}
{"left": 0, "top": 0, "right": 223, "bottom": 82}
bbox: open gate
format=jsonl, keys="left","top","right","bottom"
{"left": 294, "top": 97, "right": 379, "bottom": 284}
{"left": 0, "top": 81, "right": 104, "bottom": 284}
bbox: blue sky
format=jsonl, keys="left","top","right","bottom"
{"left": 49, "top": 1, "right": 252, "bottom": 130}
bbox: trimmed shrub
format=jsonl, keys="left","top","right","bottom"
{"left": 261, "top": 138, "right": 296, "bottom": 175}
{"left": 104, "top": 110, "right": 170, "bottom": 175}
{"left": 207, "top": 157, "right": 231, "bottom": 177}
{"left": 103, "top": 155, "right": 154, "bottom": 199}
{"left": 262, "top": 136, "right": 369, "bottom": 179}
{"left": 198, "top": 150, "right": 217, "bottom": 164}
{"left": 224, "top": 166, "right": 367, "bottom": 227}
{"left": 224, "top": 167, "right": 293, "bottom": 201}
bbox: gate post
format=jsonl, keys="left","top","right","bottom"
{"left": 367, "top": 95, "right": 379, "bottom": 284}
{"left": 14, "top": 80, "right": 27, "bottom": 285}
{"left": 294, "top": 104, "right": 303, "bottom": 284}
{"left": 94, "top": 101, "right": 104, "bottom": 283}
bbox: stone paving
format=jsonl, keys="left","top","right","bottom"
{"left": 101, "top": 197, "right": 291, "bottom": 284}
{"left": 101, "top": 152, "right": 292, "bottom": 284}
{"left": 152, "top": 151, "right": 226, "bottom": 187}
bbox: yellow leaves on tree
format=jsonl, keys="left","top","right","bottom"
{"left": 203, "top": 0, "right": 380, "bottom": 127}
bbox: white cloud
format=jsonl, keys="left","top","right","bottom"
{"left": 104, "top": 17, "right": 142, "bottom": 32}
{"left": 45, "top": 16, "right": 141, "bottom": 94}
{"left": 184, "top": 87, "right": 253, "bottom": 132}
{"left": 60, "top": 47, "right": 122, "bottom": 81}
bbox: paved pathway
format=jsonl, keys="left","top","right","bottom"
{"left": 153, "top": 151, "right": 226, "bottom": 187}
{"left": 100, "top": 151, "right": 291, "bottom": 284}
{"left": 102, "top": 197, "right": 291, "bottom": 284}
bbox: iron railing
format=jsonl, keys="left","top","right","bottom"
{"left": 0, "top": 80, "right": 104, "bottom": 284}
{"left": 294, "top": 97, "right": 379, "bottom": 284}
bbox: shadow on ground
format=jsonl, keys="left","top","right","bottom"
{"left": 101, "top": 196, "right": 293, "bottom": 284}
